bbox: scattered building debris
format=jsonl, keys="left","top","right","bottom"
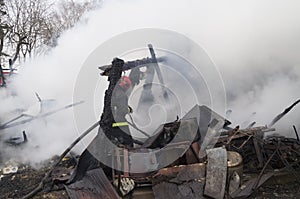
{"left": 0, "top": 95, "right": 84, "bottom": 130}
{"left": 228, "top": 171, "right": 241, "bottom": 196}
{"left": 231, "top": 172, "right": 274, "bottom": 198}
{"left": 152, "top": 163, "right": 206, "bottom": 199}
{"left": 0, "top": 44, "right": 299, "bottom": 199}
{"left": 65, "top": 168, "right": 121, "bottom": 199}
{"left": 3, "top": 165, "right": 18, "bottom": 174}
{"left": 204, "top": 147, "right": 227, "bottom": 199}
{"left": 268, "top": 99, "right": 300, "bottom": 127}
{"left": 4, "top": 131, "right": 28, "bottom": 146}
{"left": 113, "top": 177, "right": 135, "bottom": 196}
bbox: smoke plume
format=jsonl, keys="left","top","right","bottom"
{"left": 0, "top": 0, "right": 300, "bottom": 165}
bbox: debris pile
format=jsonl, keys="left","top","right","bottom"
{"left": 0, "top": 156, "right": 75, "bottom": 198}
{"left": 0, "top": 44, "right": 299, "bottom": 199}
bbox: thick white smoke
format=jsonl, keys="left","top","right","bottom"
{"left": 0, "top": 0, "right": 300, "bottom": 165}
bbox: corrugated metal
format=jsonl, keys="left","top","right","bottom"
{"left": 65, "top": 168, "right": 120, "bottom": 199}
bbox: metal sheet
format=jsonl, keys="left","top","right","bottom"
{"left": 65, "top": 168, "right": 120, "bottom": 199}
{"left": 183, "top": 105, "right": 229, "bottom": 141}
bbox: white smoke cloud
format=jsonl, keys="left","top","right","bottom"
{"left": 1, "top": 0, "right": 300, "bottom": 165}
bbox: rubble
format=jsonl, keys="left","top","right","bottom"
{"left": 0, "top": 44, "right": 300, "bottom": 199}
{"left": 152, "top": 163, "right": 206, "bottom": 199}
{"left": 2, "top": 165, "right": 18, "bottom": 174}
{"left": 1, "top": 115, "right": 300, "bottom": 199}
{"left": 0, "top": 95, "right": 84, "bottom": 130}
{"left": 0, "top": 157, "right": 73, "bottom": 199}
{"left": 204, "top": 147, "right": 227, "bottom": 199}
{"left": 4, "top": 131, "right": 27, "bottom": 146}
{"left": 65, "top": 168, "right": 121, "bottom": 199}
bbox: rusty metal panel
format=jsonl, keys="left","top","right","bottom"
{"left": 65, "top": 168, "right": 120, "bottom": 199}
{"left": 204, "top": 147, "right": 227, "bottom": 199}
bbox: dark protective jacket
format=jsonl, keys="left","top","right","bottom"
{"left": 111, "top": 85, "right": 129, "bottom": 124}
{"left": 110, "top": 84, "right": 133, "bottom": 147}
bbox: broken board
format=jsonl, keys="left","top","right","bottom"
{"left": 204, "top": 147, "right": 227, "bottom": 199}
{"left": 65, "top": 168, "right": 120, "bottom": 199}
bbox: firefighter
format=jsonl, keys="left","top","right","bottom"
{"left": 67, "top": 70, "right": 134, "bottom": 184}
{"left": 110, "top": 75, "right": 134, "bottom": 147}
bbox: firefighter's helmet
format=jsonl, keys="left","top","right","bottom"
{"left": 119, "top": 76, "right": 131, "bottom": 91}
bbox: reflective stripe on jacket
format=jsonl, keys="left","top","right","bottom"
{"left": 112, "top": 122, "right": 128, "bottom": 127}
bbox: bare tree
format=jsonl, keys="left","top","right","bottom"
{"left": 0, "top": 0, "right": 100, "bottom": 68}
{"left": 5, "top": 0, "right": 55, "bottom": 63}
{"left": 0, "top": 0, "right": 10, "bottom": 62}
{"left": 51, "top": 0, "right": 99, "bottom": 37}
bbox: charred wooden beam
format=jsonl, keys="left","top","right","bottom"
{"left": 99, "top": 56, "right": 166, "bottom": 76}
{"left": 253, "top": 137, "right": 264, "bottom": 169}
{"left": 293, "top": 125, "right": 299, "bottom": 142}
{"left": 269, "top": 99, "right": 300, "bottom": 127}
{"left": 217, "top": 126, "right": 275, "bottom": 144}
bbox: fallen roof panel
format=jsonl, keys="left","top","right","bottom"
{"left": 65, "top": 168, "right": 120, "bottom": 199}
